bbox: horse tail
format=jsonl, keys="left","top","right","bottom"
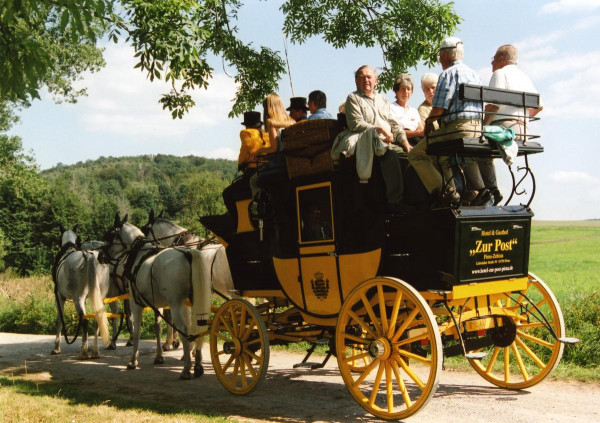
{"left": 88, "top": 252, "right": 110, "bottom": 347}
{"left": 190, "top": 249, "right": 212, "bottom": 347}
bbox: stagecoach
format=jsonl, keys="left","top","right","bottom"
{"left": 198, "top": 84, "right": 576, "bottom": 420}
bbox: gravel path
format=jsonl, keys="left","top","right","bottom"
{"left": 1, "top": 332, "right": 598, "bottom": 422}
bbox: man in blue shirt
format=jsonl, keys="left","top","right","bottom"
{"left": 307, "top": 90, "right": 334, "bottom": 120}
{"left": 408, "top": 37, "right": 482, "bottom": 206}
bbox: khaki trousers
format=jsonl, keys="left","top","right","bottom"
{"left": 408, "top": 118, "right": 481, "bottom": 194}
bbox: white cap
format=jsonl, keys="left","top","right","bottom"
{"left": 439, "top": 36, "right": 462, "bottom": 51}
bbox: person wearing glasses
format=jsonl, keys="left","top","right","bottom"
{"left": 408, "top": 37, "right": 483, "bottom": 207}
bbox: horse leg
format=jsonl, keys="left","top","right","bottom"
{"left": 124, "top": 299, "right": 134, "bottom": 347}
{"left": 153, "top": 310, "right": 164, "bottom": 365}
{"left": 171, "top": 305, "right": 192, "bottom": 380}
{"left": 91, "top": 321, "right": 100, "bottom": 359}
{"left": 162, "top": 309, "right": 180, "bottom": 351}
{"left": 107, "top": 301, "right": 118, "bottom": 350}
{"left": 127, "top": 304, "right": 143, "bottom": 369}
{"left": 194, "top": 335, "right": 204, "bottom": 378}
{"left": 52, "top": 295, "right": 65, "bottom": 355}
{"left": 74, "top": 300, "right": 89, "bottom": 360}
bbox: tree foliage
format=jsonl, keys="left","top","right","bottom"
{"left": 1, "top": 0, "right": 460, "bottom": 116}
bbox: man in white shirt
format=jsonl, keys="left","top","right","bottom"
{"left": 485, "top": 44, "right": 544, "bottom": 136}
{"left": 476, "top": 44, "right": 544, "bottom": 205}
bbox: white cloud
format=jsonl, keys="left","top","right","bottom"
{"left": 541, "top": 0, "right": 600, "bottom": 14}
{"left": 550, "top": 171, "right": 599, "bottom": 184}
{"left": 71, "top": 44, "right": 238, "bottom": 137}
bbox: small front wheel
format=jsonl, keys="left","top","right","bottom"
{"left": 210, "top": 299, "right": 269, "bottom": 395}
{"left": 336, "top": 277, "right": 442, "bottom": 420}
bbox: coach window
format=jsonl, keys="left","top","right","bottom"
{"left": 297, "top": 183, "right": 334, "bottom": 244}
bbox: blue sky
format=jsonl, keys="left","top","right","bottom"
{"left": 9, "top": 0, "right": 600, "bottom": 220}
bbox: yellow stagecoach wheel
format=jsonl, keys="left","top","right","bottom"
{"left": 468, "top": 272, "right": 565, "bottom": 389}
{"left": 336, "top": 277, "right": 442, "bottom": 421}
{"left": 210, "top": 299, "right": 269, "bottom": 395}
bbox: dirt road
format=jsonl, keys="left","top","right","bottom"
{"left": 1, "top": 333, "right": 598, "bottom": 422}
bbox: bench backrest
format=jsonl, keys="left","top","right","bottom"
{"left": 459, "top": 83, "right": 540, "bottom": 109}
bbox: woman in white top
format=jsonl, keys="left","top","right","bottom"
{"left": 389, "top": 74, "right": 424, "bottom": 148}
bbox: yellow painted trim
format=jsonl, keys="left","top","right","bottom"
{"left": 240, "top": 289, "right": 284, "bottom": 298}
{"left": 235, "top": 199, "right": 254, "bottom": 233}
{"left": 421, "top": 277, "right": 528, "bottom": 300}
{"left": 299, "top": 244, "right": 335, "bottom": 255}
{"left": 214, "top": 235, "right": 228, "bottom": 248}
{"left": 104, "top": 294, "right": 130, "bottom": 303}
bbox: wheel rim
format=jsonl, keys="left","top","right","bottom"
{"left": 468, "top": 272, "right": 565, "bottom": 389}
{"left": 210, "top": 299, "right": 269, "bottom": 395}
{"left": 336, "top": 277, "right": 442, "bottom": 420}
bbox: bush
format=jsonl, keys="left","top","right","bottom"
{"left": 561, "top": 291, "right": 600, "bottom": 368}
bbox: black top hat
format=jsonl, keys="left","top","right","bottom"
{"left": 286, "top": 97, "right": 308, "bottom": 111}
{"left": 241, "top": 111, "right": 263, "bottom": 128}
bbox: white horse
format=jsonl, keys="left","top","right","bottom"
{"left": 81, "top": 239, "right": 131, "bottom": 350}
{"left": 142, "top": 210, "right": 235, "bottom": 298}
{"left": 103, "top": 214, "right": 211, "bottom": 379}
{"left": 52, "top": 225, "right": 110, "bottom": 359}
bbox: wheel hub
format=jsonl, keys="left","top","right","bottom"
{"left": 490, "top": 316, "right": 517, "bottom": 347}
{"left": 368, "top": 338, "right": 391, "bottom": 360}
{"left": 223, "top": 338, "right": 242, "bottom": 357}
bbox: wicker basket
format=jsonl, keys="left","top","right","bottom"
{"left": 282, "top": 119, "right": 342, "bottom": 179}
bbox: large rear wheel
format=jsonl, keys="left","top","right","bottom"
{"left": 336, "top": 277, "right": 442, "bottom": 420}
{"left": 210, "top": 299, "right": 269, "bottom": 395}
{"left": 468, "top": 273, "right": 565, "bottom": 389}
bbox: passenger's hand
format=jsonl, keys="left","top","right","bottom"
{"left": 375, "top": 127, "right": 393, "bottom": 143}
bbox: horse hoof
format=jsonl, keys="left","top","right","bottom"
{"left": 77, "top": 353, "right": 88, "bottom": 360}
{"left": 194, "top": 365, "right": 204, "bottom": 378}
{"left": 154, "top": 357, "right": 164, "bottom": 365}
{"left": 126, "top": 340, "right": 133, "bottom": 347}
{"left": 91, "top": 352, "right": 100, "bottom": 359}
{"left": 161, "top": 343, "right": 172, "bottom": 352}
{"left": 127, "top": 363, "right": 137, "bottom": 370}
{"left": 179, "top": 371, "right": 192, "bottom": 380}
{"left": 107, "top": 344, "right": 116, "bottom": 351}
{"left": 51, "top": 349, "right": 60, "bottom": 355}
{"left": 173, "top": 340, "right": 180, "bottom": 349}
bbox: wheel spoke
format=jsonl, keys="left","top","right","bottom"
{"left": 397, "top": 348, "right": 431, "bottom": 365}
{"left": 216, "top": 332, "right": 229, "bottom": 342}
{"left": 344, "top": 351, "right": 370, "bottom": 363}
{"left": 228, "top": 307, "right": 238, "bottom": 337}
{"left": 517, "top": 321, "right": 546, "bottom": 330}
{"left": 387, "top": 291, "right": 403, "bottom": 338}
{"left": 347, "top": 309, "right": 378, "bottom": 339}
{"left": 244, "top": 348, "right": 261, "bottom": 362}
{"left": 511, "top": 343, "right": 530, "bottom": 381}
{"left": 239, "top": 307, "right": 247, "bottom": 338}
{"left": 391, "top": 307, "right": 420, "bottom": 343}
{"left": 377, "top": 284, "right": 389, "bottom": 335}
{"left": 504, "top": 347, "right": 510, "bottom": 383}
{"left": 218, "top": 314, "right": 235, "bottom": 338}
{"left": 385, "top": 361, "right": 394, "bottom": 412}
{"left": 222, "top": 354, "right": 235, "bottom": 373}
{"left": 517, "top": 329, "right": 555, "bottom": 349}
{"left": 395, "top": 332, "right": 430, "bottom": 347}
{"left": 391, "top": 359, "right": 412, "bottom": 408}
{"left": 344, "top": 333, "right": 371, "bottom": 344}
{"left": 393, "top": 354, "right": 425, "bottom": 390}
{"left": 353, "top": 357, "right": 381, "bottom": 388}
{"left": 242, "top": 352, "right": 258, "bottom": 379}
{"left": 485, "top": 347, "right": 501, "bottom": 374}
{"left": 368, "top": 361, "right": 386, "bottom": 406}
{"left": 515, "top": 336, "right": 546, "bottom": 368}
{"left": 359, "top": 292, "right": 383, "bottom": 336}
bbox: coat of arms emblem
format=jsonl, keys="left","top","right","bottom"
{"left": 311, "top": 271, "right": 329, "bottom": 300}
